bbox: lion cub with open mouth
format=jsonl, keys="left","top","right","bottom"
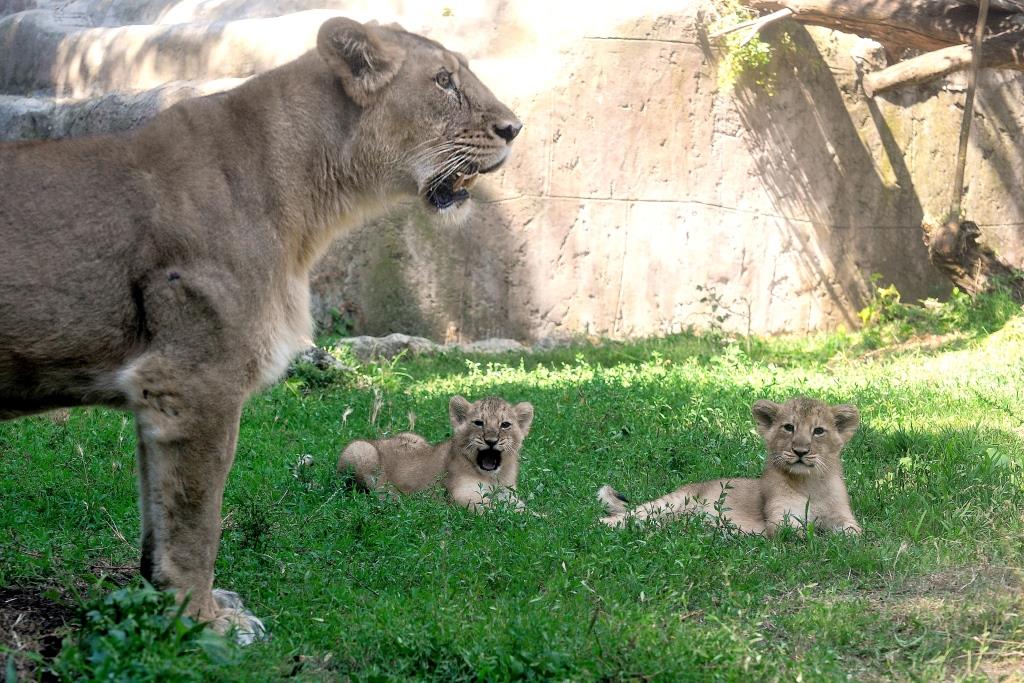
{"left": 599, "top": 397, "right": 861, "bottom": 535}
{"left": 338, "top": 396, "right": 534, "bottom": 512}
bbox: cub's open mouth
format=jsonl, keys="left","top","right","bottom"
{"left": 476, "top": 447, "right": 502, "bottom": 472}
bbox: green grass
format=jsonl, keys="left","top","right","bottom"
{"left": 2, "top": 303, "right": 1024, "bottom": 680}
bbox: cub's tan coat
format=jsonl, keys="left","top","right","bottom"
{"left": 339, "top": 396, "right": 534, "bottom": 511}
{"left": 599, "top": 398, "right": 861, "bottom": 535}
{"left": 0, "top": 17, "right": 520, "bottom": 638}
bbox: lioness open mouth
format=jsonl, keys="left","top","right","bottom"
{"left": 476, "top": 447, "right": 502, "bottom": 471}
{"left": 425, "top": 163, "right": 479, "bottom": 210}
{"left": 424, "top": 156, "right": 507, "bottom": 211}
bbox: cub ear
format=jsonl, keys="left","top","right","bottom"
{"left": 751, "top": 400, "right": 780, "bottom": 435}
{"left": 367, "top": 19, "right": 407, "bottom": 32}
{"left": 317, "top": 17, "right": 406, "bottom": 107}
{"left": 449, "top": 395, "right": 471, "bottom": 427}
{"left": 513, "top": 402, "right": 534, "bottom": 436}
{"left": 832, "top": 404, "right": 860, "bottom": 440}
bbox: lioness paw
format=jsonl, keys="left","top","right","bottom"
{"left": 211, "top": 588, "right": 267, "bottom": 645}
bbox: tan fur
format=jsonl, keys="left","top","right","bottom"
{"left": 599, "top": 398, "right": 862, "bottom": 535}
{"left": 0, "top": 17, "right": 520, "bottom": 638}
{"left": 338, "top": 396, "right": 534, "bottom": 512}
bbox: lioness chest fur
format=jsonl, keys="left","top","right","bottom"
{"left": 599, "top": 397, "right": 862, "bottom": 535}
{"left": 0, "top": 17, "right": 520, "bottom": 638}
{"left": 339, "top": 396, "right": 534, "bottom": 512}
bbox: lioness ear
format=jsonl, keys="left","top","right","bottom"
{"left": 751, "top": 400, "right": 780, "bottom": 435}
{"left": 513, "top": 402, "right": 534, "bottom": 436}
{"left": 832, "top": 404, "right": 860, "bottom": 440}
{"left": 449, "top": 395, "right": 471, "bottom": 427}
{"left": 317, "top": 17, "right": 405, "bottom": 107}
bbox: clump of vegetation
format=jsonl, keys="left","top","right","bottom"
{"left": 285, "top": 344, "right": 414, "bottom": 398}
{"left": 46, "top": 583, "right": 236, "bottom": 681}
{"left": 858, "top": 273, "right": 1019, "bottom": 349}
{"left": 710, "top": 0, "right": 794, "bottom": 93}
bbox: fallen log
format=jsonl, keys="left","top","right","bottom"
{"left": 862, "top": 32, "right": 1024, "bottom": 96}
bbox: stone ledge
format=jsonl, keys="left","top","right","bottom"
{"left": 0, "top": 78, "right": 242, "bottom": 140}
{"left": 333, "top": 333, "right": 576, "bottom": 362}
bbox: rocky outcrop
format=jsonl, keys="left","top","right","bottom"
{"left": 335, "top": 334, "right": 538, "bottom": 362}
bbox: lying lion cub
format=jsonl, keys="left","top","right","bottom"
{"left": 339, "top": 396, "right": 534, "bottom": 511}
{"left": 599, "top": 397, "right": 861, "bottom": 535}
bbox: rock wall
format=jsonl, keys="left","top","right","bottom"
{"left": 2, "top": 0, "right": 1022, "bottom": 340}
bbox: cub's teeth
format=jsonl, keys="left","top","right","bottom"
{"left": 464, "top": 174, "right": 478, "bottom": 189}
{"left": 453, "top": 173, "right": 466, "bottom": 191}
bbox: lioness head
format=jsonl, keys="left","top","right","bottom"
{"left": 752, "top": 397, "right": 859, "bottom": 476}
{"left": 317, "top": 18, "right": 521, "bottom": 218}
{"left": 448, "top": 395, "right": 533, "bottom": 473}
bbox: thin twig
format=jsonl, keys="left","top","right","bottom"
{"left": 710, "top": 8, "right": 793, "bottom": 39}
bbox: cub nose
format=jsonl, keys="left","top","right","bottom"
{"left": 793, "top": 448, "right": 810, "bottom": 457}
{"left": 485, "top": 437, "right": 498, "bottom": 447}
{"left": 494, "top": 120, "right": 522, "bottom": 142}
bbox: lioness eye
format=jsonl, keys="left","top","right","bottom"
{"left": 472, "top": 419, "right": 484, "bottom": 427}
{"left": 435, "top": 69, "right": 454, "bottom": 90}
{"left": 500, "top": 421, "right": 512, "bottom": 429}
{"left": 783, "top": 423, "right": 795, "bottom": 433}
{"left": 813, "top": 427, "right": 826, "bottom": 436}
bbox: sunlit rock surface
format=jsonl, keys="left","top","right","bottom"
{"left": 2, "top": 0, "right": 1021, "bottom": 339}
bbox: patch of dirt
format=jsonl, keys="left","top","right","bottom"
{"left": 86, "top": 561, "right": 137, "bottom": 587}
{"left": 851, "top": 332, "right": 967, "bottom": 364}
{"left": 0, "top": 587, "right": 74, "bottom": 681}
{"left": 766, "top": 565, "right": 1024, "bottom": 679}
{"left": 868, "top": 565, "right": 1021, "bottom": 614}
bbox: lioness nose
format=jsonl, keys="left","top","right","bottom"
{"left": 793, "top": 448, "right": 810, "bottom": 457}
{"left": 485, "top": 437, "right": 498, "bottom": 446}
{"left": 494, "top": 120, "right": 522, "bottom": 142}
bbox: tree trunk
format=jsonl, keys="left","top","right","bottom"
{"left": 744, "top": 0, "right": 1024, "bottom": 64}
{"left": 923, "top": 221, "right": 1024, "bottom": 299}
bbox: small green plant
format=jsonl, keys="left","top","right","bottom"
{"left": 48, "top": 582, "right": 236, "bottom": 681}
{"left": 696, "top": 283, "right": 732, "bottom": 337}
{"left": 858, "top": 274, "right": 904, "bottom": 327}
{"left": 234, "top": 498, "right": 276, "bottom": 552}
{"left": 364, "top": 350, "right": 413, "bottom": 394}
{"left": 710, "top": 0, "right": 793, "bottom": 93}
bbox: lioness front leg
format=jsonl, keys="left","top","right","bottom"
{"left": 129, "top": 358, "right": 264, "bottom": 644}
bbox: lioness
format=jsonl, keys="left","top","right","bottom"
{"left": 0, "top": 18, "right": 520, "bottom": 640}
{"left": 339, "top": 396, "right": 534, "bottom": 511}
{"left": 599, "top": 398, "right": 862, "bottom": 535}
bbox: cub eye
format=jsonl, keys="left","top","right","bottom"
{"left": 472, "top": 419, "right": 484, "bottom": 427}
{"left": 500, "top": 421, "right": 512, "bottom": 430}
{"left": 435, "top": 69, "right": 455, "bottom": 90}
{"left": 782, "top": 423, "right": 795, "bottom": 433}
{"left": 813, "top": 427, "right": 826, "bottom": 436}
